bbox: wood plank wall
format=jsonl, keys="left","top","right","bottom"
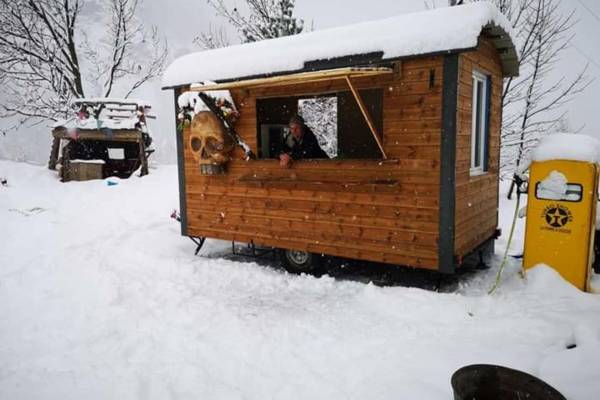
{"left": 182, "top": 56, "right": 444, "bottom": 269}
{"left": 454, "top": 38, "right": 503, "bottom": 257}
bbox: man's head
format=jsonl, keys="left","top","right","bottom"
{"left": 288, "top": 114, "right": 305, "bottom": 140}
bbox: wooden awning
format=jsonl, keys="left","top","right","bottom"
{"left": 189, "top": 67, "right": 393, "bottom": 92}
{"left": 192, "top": 66, "right": 391, "bottom": 159}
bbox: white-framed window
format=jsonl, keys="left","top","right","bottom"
{"left": 470, "top": 70, "right": 490, "bottom": 175}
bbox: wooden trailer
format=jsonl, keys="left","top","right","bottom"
{"left": 162, "top": 3, "right": 519, "bottom": 273}
{"left": 49, "top": 99, "right": 155, "bottom": 182}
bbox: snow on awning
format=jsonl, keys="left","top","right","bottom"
{"left": 162, "top": 2, "right": 518, "bottom": 89}
{"left": 187, "top": 67, "right": 393, "bottom": 92}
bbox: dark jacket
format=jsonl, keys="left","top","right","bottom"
{"left": 281, "top": 127, "right": 329, "bottom": 160}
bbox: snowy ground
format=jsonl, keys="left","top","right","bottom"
{"left": 1, "top": 160, "right": 600, "bottom": 400}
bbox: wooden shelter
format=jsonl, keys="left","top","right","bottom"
{"left": 49, "top": 98, "right": 155, "bottom": 182}
{"left": 162, "top": 3, "right": 519, "bottom": 273}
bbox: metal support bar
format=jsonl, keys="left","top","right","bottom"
{"left": 344, "top": 75, "right": 387, "bottom": 159}
{"left": 189, "top": 236, "right": 206, "bottom": 255}
{"left": 231, "top": 241, "right": 277, "bottom": 259}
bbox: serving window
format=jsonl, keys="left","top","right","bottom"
{"left": 256, "top": 88, "right": 383, "bottom": 160}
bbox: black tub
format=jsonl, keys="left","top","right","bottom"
{"left": 451, "top": 364, "right": 565, "bottom": 400}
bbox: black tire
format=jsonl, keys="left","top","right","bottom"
{"left": 280, "top": 249, "right": 321, "bottom": 274}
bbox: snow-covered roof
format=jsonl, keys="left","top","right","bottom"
{"left": 531, "top": 133, "right": 600, "bottom": 164}
{"left": 52, "top": 117, "right": 140, "bottom": 130}
{"left": 162, "top": 2, "right": 518, "bottom": 89}
{"left": 52, "top": 97, "right": 155, "bottom": 132}
{"left": 72, "top": 98, "right": 152, "bottom": 108}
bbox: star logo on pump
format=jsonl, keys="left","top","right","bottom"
{"left": 545, "top": 207, "right": 569, "bottom": 227}
{"left": 541, "top": 204, "right": 573, "bottom": 232}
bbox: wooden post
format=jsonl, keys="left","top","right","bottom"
{"left": 138, "top": 132, "right": 149, "bottom": 176}
{"left": 61, "top": 145, "right": 71, "bottom": 182}
{"left": 48, "top": 136, "right": 60, "bottom": 170}
{"left": 344, "top": 76, "right": 387, "bottom": 159}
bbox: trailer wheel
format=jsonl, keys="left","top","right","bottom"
{"left": 281, "top": 249, "right": 320, "bottom": 274}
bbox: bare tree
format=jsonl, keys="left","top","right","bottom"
{"left": 471, "top": 0, "right": 590, "bottom": 176}
{"left": 193, "top": 24, "right": 231, "bottom": 50}
{"left": 195, "top": 0, "right": 304, "bottom": 49}
{"left": 0, "top": 0, "right": 167, "bottom": 132}
{"left": 195, "top": 1, "right": 340, "bottom": 153}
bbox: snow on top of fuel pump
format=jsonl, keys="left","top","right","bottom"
{"left": 531, "top": 133, "right": 600, "bottom": 164}
{"left": 536, "top": 170, "right": 570, "bottom": 201}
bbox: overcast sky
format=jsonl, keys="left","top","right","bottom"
{"left": 2, "top": 0, "right": 598, "bottom": 164}
{"left": 145, "top": 0, "right": 600, "bottom": 150}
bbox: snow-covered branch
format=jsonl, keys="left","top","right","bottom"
{"left": 193, "top": 24, "right": 231, "bottom": 50}
{"left": 473, "top": 0, "right": 591, "bottom": 176}
{"left": 198, "top": 0, "right": 304, "bottom": 48}
{"left": 0, "top": 0, "right": 167, "bottom": 131}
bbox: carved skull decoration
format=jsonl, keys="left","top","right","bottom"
{"left": 189, "top": 111, "right": 235, "bottom": 173}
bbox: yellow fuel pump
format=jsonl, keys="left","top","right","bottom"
{"left": 523, "top": 160, "right": 599, "bottom": 291}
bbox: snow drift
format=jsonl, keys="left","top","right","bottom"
{"left": 1, "top": 161, "right": 599, "bottom": 400}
